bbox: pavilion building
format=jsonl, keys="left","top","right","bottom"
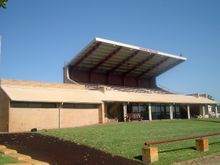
{"left": 0, "top": 38, "right": 218, "bottom": 132}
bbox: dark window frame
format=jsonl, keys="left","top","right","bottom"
{"left": 10, "top": 101, "right": 58, "bottom": 108}
{"left": 62, "top": 103, "right": 98, "bottom": 109}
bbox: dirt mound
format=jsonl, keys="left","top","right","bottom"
{"left": 0, "top": 133, "right": 141, "bottom": 165}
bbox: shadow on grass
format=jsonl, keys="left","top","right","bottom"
{"left": 134, "top": 146, "right": 196, "bottom": 161}
{"left": 210, "top": 141, "right": 220, "bottom": 145}
{"left": 159, "top": 146, "right": 196, "bottom": 153}
{"left": 134, "top": 155, "right": 142, "bottom": 161}
{"left": 192, "top": 119, "right": 220, "bottom": 124}
{"left": 134, "top": 142, "right": 220, "bottom": 161}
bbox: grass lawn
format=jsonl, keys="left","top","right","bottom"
{"left": 40, "top": 119, "right": 220, "bottom": 165}
{"left": 0, "top": 153, "right": 19, "bottom": 165}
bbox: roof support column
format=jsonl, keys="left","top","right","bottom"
{"left": 123, "top": 103, "right": 128, "bottom": 122}
{"left": 202, "top": 105, "right": 206, "bottom": 118}
{"left": 148, "top": 104, "right": 152, "bottom": 121}
{"left": 58, "top": 106, "right": 61, "bottom": 128}
{"left": 187, "top": 105, "right": 191, "bottom": 120}
{"left": 99, "top": 103, "right": 106, "bottom": 124}
{"left": 169, "top": 105, "right": 174, "bottom": 120}
{"left": 215, "top": 105, "right": 218, "bottom": 118}
{"left": 58, "top": 103, "right": 63, "bottom": 128}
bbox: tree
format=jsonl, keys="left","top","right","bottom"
{"left": 0, "top": 0, "right": 8, "bottom": 9}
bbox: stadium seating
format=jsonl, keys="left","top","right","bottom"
{"left": 84, "top": 83, "right": 172, "bottom": 94}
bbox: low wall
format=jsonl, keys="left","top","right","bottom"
{"left": 61, "top": 108, "right": 99, "bottom": 128}
{"left": 9, "top": 108, "right": 59, "bottom": 132}
{"left": 8, "top": 107, "right": 100, "bottom": 132}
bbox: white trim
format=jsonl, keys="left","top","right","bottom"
{"left": 64, "top": 67, "right": 79, "bottom": 84}
{"left": 95, "top": 37, "right": 187, "bottom": 60}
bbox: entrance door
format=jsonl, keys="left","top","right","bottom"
{"left": 106, "top": 103, "right": 123, "bottom": 122}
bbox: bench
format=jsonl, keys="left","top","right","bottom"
{"left": 142, "top": 132, "right": 220, "bottom": 164}
{"left": 126, "top": 113, "right": 143, "bottom": 121}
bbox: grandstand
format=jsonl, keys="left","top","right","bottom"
{"left": 63, "top": 37, "right": 218, "bottom": 123}
{"left": 64, "top": 38, "right": 186, "bottom": 88}
{"left": 0, "top": 38, "right": 218, "bottom": 132}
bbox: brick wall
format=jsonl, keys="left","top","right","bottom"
{"left": 8, "top": 107, "right": 101, "bottom": 132}
{"left": 60, "top": 108, "right": 99, "bottom": 128}
{"left": 9, "top": 108, "right": 59, "bottom": 132}
{"left": 0, "top": 89, "right": 9, "bottom": 132}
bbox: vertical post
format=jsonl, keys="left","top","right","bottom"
{"left": 123, "top": 103, "right": 128, "bottom": 122}
{"left": 187, "top": 105, "right": 191, "bottom": 119}
{"left": 169, "top": 105, "right": 173, "bottom": 120}
{"left": 58, "top": 103, "right": 63, "bottom": 128}
{"left": 196, "top": 139, "right": 209, "bottom": 152}
{"left": 148, "top": 104, "right": 152, "bottom": 121}
{"left": 100, "top": 103, "right": 105, "bottom": 124}
{"left": 202, "top": 105, "right": 206, "bottom": 118}
{"left": 58, "top": 107, "right": 61, "bottom": 128}
{"left": 215, "top": 105, "right": 218, "bottom": 118}
{"left": 142, "top": 146, "right": 159, "bottom": 164}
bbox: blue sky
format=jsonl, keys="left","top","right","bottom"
{"left": 0, "top": 0, "right": 220, "bottom": 102}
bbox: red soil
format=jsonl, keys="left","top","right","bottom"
{"left": 0, "top": 133, "right": 142, "bottom": 165}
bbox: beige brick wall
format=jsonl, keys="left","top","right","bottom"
{"left": 9, "top": 108, "right": 59, "bottom": 132}
{"left": 8, "top": 107, "right": 101, "bottom": 132}
{"left": 0, "top": 89, "right": 9, "bottom": 132}
{"left": 60, "top": 108, "right": 99, "bottom": 128}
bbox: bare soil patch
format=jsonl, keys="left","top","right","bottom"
{"left": 173, "top": 152, "right": 220, "bottom": 165}
{"left": 0, "top": 133, "right": 142, "bottom": 165}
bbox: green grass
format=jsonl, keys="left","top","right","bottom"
{"left": 39, "top": 119, "right": 220, "bottom": 164}
{"left": 0, "top": 153, "right": 19, "bottom": 165}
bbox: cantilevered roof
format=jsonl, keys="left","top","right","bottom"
{"left": 66, "top": 38, "right": 186, "bottom": 78}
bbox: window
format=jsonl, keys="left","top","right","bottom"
{"left": 11, "top": 101, "right": 57, "bottom": 108}
{"left": 62, "top": 103, "right": 98, "bottom": 109}
{"left": 132, "top": 104, "right": 139, "bottom": 113}
{"left": 11, "top": 101, "right": 98, "bottom": 109}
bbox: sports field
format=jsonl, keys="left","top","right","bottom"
{"left": 40, "top": 119, "right": 220, "bottom": 165}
